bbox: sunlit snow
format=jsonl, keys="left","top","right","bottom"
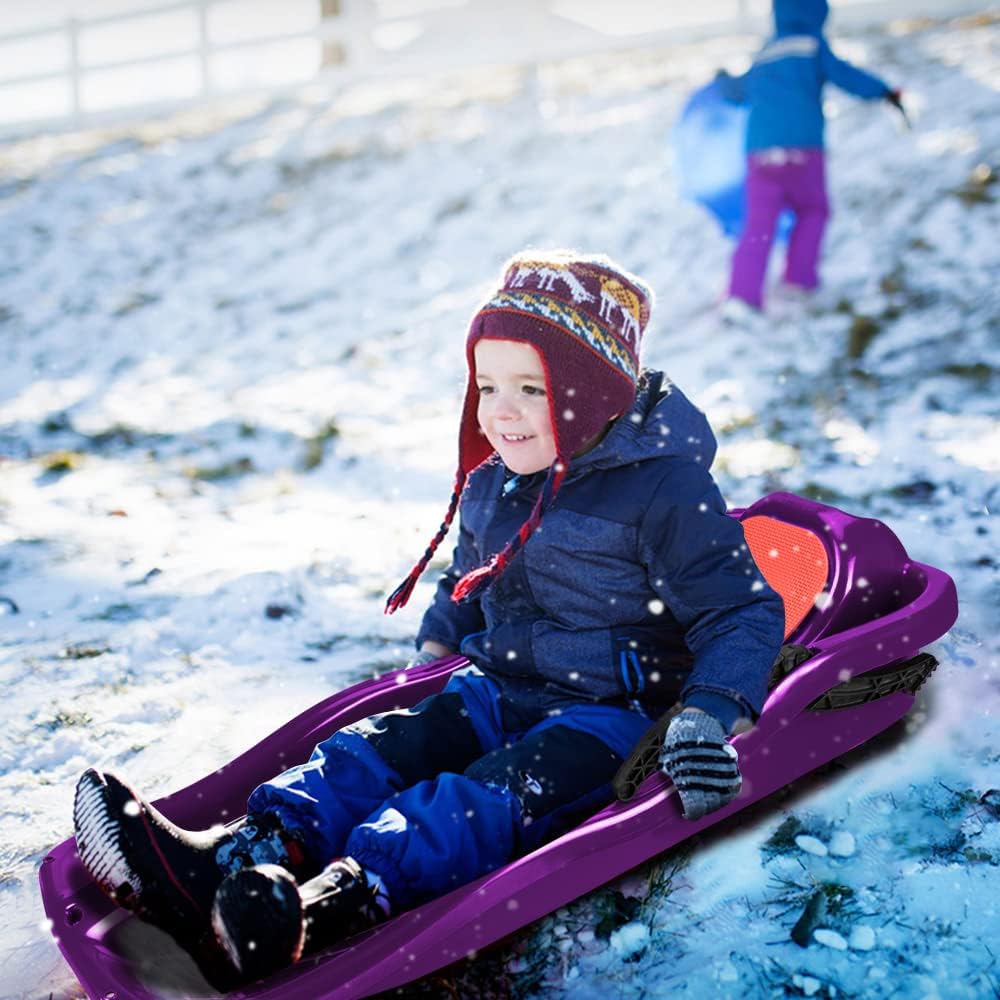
{"left": 0, "top": 9, "right": 998, "bottom": 1000}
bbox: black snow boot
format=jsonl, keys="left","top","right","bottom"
{"left": 210, "top": 857, "right": 385, "bottom": 982}
{"left": 72, "top": 768, "right": 313, "bottom": 956}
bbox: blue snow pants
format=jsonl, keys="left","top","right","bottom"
{"left": 247, "top": 668, "right": 651, "bottom": 908}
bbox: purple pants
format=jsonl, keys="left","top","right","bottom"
{"left": 728, "top": 148, "right": 829, "bottom": 309}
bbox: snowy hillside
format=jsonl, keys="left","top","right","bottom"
{"left": 1, "top": 9, "right": 998, "bottom": 1000}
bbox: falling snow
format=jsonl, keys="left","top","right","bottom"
{"left": 0, "top": 9, "right": 998, "bottom": 1000}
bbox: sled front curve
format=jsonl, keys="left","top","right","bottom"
{"left": 39, "top": 657, "right": 465, "bottom": 1000}
{"left": 39, "top": 494, "right": 958, "bottom": 999}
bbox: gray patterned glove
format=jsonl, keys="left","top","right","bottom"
{"left": 659, "top": 709, "right": 742, "bottom": 820}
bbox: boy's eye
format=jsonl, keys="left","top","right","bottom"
{"left": 477, "top": 384, "right": 495, "bottom": 394}
{"left": 522, "top": 385, "right": 546, "bottom": 397}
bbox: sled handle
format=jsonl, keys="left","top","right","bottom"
{"left": 612, "top": 643, "right": 816, "bottom": 803}
{"left": 612, "top": 703, "right": 683, "bottom": 803}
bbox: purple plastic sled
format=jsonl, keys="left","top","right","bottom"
{"left": 40, "top": 493, "right": 958, "bottom": 999}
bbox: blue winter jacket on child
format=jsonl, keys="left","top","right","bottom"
{"left": 717, "top": 0, "right": 890, "bottom": 152}
{"left": 417, "top": 370, "right": 786, "bottom": 730}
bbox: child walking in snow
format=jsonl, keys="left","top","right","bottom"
{"left": 72, "top": 251, "right": 785, "bottom": 984}
{"left": 717, "top": 0, "right": 902, "bottom": 314}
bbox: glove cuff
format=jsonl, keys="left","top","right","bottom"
{"left": 682, "top": 692, "right": 743, "bottom": 732}
{"left": 671, "top": 708, "right": 728, "bottom": 743}
{"left": 406, "top": 649, "right": 439, "bottom": 669}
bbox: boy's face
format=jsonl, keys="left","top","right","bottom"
{"left": 473, "top": 338, "right": 557, "bottom": 475}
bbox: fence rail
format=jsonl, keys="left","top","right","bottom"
{"left": 0, "top": 0, "right": 989, "bottom": 138}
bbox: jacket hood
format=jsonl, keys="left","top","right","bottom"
{"left": 567, "top": 369, "right": 717, "bottom": 478}
{"left": 773, "top": 0, "right": 828, "bottom": 35}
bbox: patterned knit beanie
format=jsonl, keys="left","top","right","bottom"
{"left": 386, "top": 250, "right": 654, "bottom": 614}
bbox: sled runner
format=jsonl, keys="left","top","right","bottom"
{"left": 40, "top": 492, "right": 957, "bottom": 999}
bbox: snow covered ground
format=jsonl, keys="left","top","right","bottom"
{"left": 1, "top": 9, "right": 998, "bottom": 999}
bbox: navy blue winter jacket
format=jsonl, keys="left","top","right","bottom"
{"left": 417, "top": 371, "right": 786, "bottom": 731}
{"left": 717, "top": 0, "right": 890, "bottom": 152}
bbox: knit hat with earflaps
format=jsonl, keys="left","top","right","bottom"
{"left": 385, "top": 250, "right": 654, "bottom": 614}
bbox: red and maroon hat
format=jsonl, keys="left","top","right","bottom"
{"left": 386, "top": 250, "right": 654, "bottom": 613}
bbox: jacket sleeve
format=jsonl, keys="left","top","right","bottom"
{"left": 415, "top": 517, "right": 486, "bottom": 654}
{"left": 715, "top": 69, "right": 749, "bottom": 104}
{"left": 819, "top": 40, "right": 890, "bottom": 99}
{"left": 638, "top": 469, "right": 786, "bottom": 723}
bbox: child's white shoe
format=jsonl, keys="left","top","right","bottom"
{"left": 770, "top": 282, "right": 814, "bottom": 321}
{"left": 774, "top": 281, "right": 814, "bottom": 302}
{"left": 720, "top": 297, "right": 763, "bottom": 328}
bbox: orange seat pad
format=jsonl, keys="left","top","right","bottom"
{"left": 742, "top": 515, "right": 830, "bottom": 639}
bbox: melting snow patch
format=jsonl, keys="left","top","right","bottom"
{"left": 813, "top": 928, "right": 848, "bottom": 951}
{"left": 608, "top": 921, "right": 649, "bottom": 959}
{"left": 849, "top": 925, "right": 876, "bottom": 951}
{"left": 795, "top": 834, "right": 828, "bottom": 856}
{"left": 792, "top": 974, "right": 823, "bottom": 997}
{"left": 716, "top": 959, "right": 739, "bottom": 983}
{"left": 828, "top": 831, "right": 856, "bottom": 857}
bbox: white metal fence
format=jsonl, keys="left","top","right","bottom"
{"left": 0, "top": 0, "right": 989, "bottom": 138}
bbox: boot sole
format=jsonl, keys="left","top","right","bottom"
{"left": 73, "top": 768, "right": 145, "bottom": 909}
{"left": 73, "top": 767, "right": 211, "bottom": 944}
{"left": 212, "top": 865, "right": 304, "bottom": 980}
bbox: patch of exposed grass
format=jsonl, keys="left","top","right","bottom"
{"left": 184, "top": 457, "right": 255, "bottom": 481}
{"left": 41, "top": 412, "right": 73, "bottom": 434}
{"left": 953, "top": 162, "right": 997, "bottom": 206}
{"left": 762, "top": 815, "right": 806, "bottom": 858}
{"left": 303, "top": 418, "right": 341, "bottom": 471}
{"left": 887, "top": 479, "right": 937, "bottom": 503}
{"left": 87, "top": 424, "right": 172, "bottom": 450}
{"left": 937, "top": 782, "right": 981, "bottom": 815}
{"left": 797, "top": 482, "right": 846, "bottom": 504}
{"left": 85, "top": 602, "right": 143, "bottom": 623}
{"left": 847, "top": 314, "right": 882, "bottom": 359}
{"left": 112, "top": 290, "right": 160, "bottom": 316}
{"left": 769, "top": 872, "right": 858, "bottom": 935}
{"left": 42, "top": 708, "right": 93, "bottom": 731}
{"left": 942, "top": 362, "right": 995, "bottom": 383}
{"left": 60, "top": 643, "right": 111, "bottom": 659}
{"left": 39, "top": 450, "right": 84, "bottom": 474}
{"left": 593, "top": 889, "right": 642, "bottom": 940}
{"left": 962, "top": 847, "right": 996, "bottom": 864}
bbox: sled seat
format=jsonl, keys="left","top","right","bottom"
{"left": 737, "top": 491, "right": 922, "bottom": 647}
{"left": 612, "top": 492, "right": 956, "bottom": 801}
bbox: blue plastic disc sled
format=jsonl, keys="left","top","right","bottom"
{"left": 673, "top": 79, "right": 792, "bottom": 241}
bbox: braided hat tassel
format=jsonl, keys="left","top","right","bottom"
{"left": 384, "top": 473, "right": 465, "bottom": 614}
{"left": 451, "top": 460, "right": 566, "bottom": 605}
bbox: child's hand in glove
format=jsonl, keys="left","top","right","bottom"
{"left": 405, "top": 642, "right": 453, "bottom": 669}
{"left": 884, "top": 88, "right": 910, "bottom": 127}
{"left": 406, "top": 650, "right": 440, "bottom": 669}
{"left": 884, "top": 87, "right": 904, "bottom": 112}
{"left": 659, "top": 709, "right": 742, "bottom": 820}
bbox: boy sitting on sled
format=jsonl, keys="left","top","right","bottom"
{"left": 73, "top": 250, "right": 784, "bottom": 983}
